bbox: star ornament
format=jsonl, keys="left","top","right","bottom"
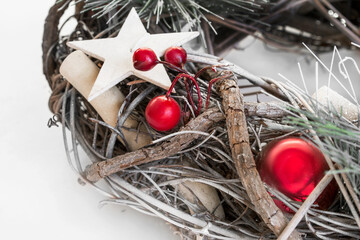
{"left": 67, "top": 8, "right": 199, "bottom": 101}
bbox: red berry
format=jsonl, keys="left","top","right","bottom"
{"left": 133, "top": 48, "right": 158, "bottom": 71}
{"left": 257, "top": 137, "right": 338, "bottom": 213}
{"left": 145, "top": 95, "right": 181, "bottom": 132}
{"left": 164, "top": 46, "right": 187, "bottom": 68}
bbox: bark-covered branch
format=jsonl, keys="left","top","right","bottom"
{"left": 85, "top": 108, "right": 224, "bottom": 182}
{"left": 216, "top": 78, "right": 301, "bottom": 239}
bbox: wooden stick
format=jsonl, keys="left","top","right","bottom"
{"left": 216, "top": 78, "right": 301, "bottom": 239}
{"left": 85, "top": 108, "right": 224, "bottom": 182}
{"left": 277, "top": 173, "right": 334, "bottom": 240}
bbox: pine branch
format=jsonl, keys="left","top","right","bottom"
{"left": 74, "top": 0, "right": 267, "bottom": 32}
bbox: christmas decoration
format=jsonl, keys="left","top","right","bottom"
{"left": 144, "top": 62, "right": 203, "bottom": 131}
{"left": 164, "top": 47, "right": 187, "bottom": 68}
{"left": 257, "top": 137, "right": 338, "bottom": 212}
{"left": 43, "top": 1, "right": 360, "bottom": 240}
{"left": 67, "top": 8, "right": 199, "bottom": 101}
{"left": 132, "top": 48, "right": 158, "bottom": 71}
{"left": 145, "top": 95, "right": 181, "bottom": 132}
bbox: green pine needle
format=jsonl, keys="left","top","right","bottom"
{"left": 75, "top": 0, "right": 268, "bottom": 32}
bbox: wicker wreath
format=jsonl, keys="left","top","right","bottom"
{"left": 43, "top": 1, "right": 360, "bottom": 239}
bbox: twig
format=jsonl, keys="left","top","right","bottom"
{"left": 339, "top": 167, "right": 360, "bottom": 216}
{"left": 107, "top": 175, "right": 253, "bottom": 239}
{"left": 42, "top": 0, "right": 70, "bottom": 82}
{"left": 277, "top": 173, "right": 334, "bottom": 240}
{"left": 201, "top": 20, "right": 214, "bottom": 55}
{"left": 312, "top": 0, "right": 360, "bottom": 45}
{"left": 187, "top": 52, "right": 288, "bottom": 101}
{"left": 85, "top": 108, "right": 224, "bottom": 182}
{"left": 216, "top": 77, "right": 301, "bottom": 239}
{"left": 244, "top": 102, "right": 288, "bottom": 119}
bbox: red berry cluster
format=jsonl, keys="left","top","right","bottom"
{"left": 132, "top": 46, "right": 229, "bottom": 132}
{"left": 132, "top": 46, "right": 186, "bottom": 72}
{"left": 132, "top": 46, "right": 187, "bottom": 132}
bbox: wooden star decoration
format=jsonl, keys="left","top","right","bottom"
{"left": 67, "top": 8, "right": 199, "bottom": 101}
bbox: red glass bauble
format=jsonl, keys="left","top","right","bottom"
{"left": 133, "top": 48, "right": 158, "bottom": 71}
{"left": 164, "top": 46, "right": 187, "bottom": 68}
{"left": 257, "top": 137, "right": 338, "bottom": 212}
{"left": 145, "top": 95, "right": 181, "bottom": 132}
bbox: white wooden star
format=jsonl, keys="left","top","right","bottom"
{"left": 67, "top": 8, "right": 199, "bottom": 101}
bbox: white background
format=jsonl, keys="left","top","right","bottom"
{"left": 0, "top": 1, "right": 359, "bottom": 240}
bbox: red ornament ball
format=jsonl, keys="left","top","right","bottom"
{"left": 133, "top": 48, "right": 158, "bottom": 71}
{"left": 257, "top": 137, "right": 338, "bottom": 212}
{"left": 145, "top": 95, "right": 181, "bottom": 132}
{"left": 164, "top": 46, "right": 187, "bottom": 68}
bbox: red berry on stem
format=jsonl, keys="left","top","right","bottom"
{"left": 164, "top": 46, "right": 187, "bottom": 68}
{"left": 145, "top": 95, "right": 181, "bottom": 132}
{"left": 133, "top": 48, "right": 158, "bottom": 71}
{"left": 166, "top": 73, "right": 202, "bottom": 116}
{"left": 257, "top": 137, "right": 338, "bottom": 213}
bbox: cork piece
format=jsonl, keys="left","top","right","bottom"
{"left": 60, "top": 50, "right": 152, "bottom": 151}
{"left": 313, "top": 86, "right": 359, "bottom": 122}
{"left": 173, "top": 180, "right": 225, "bottom": 219}
{"left": 170, "top": 160, "right": 225, "bottom": 220}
